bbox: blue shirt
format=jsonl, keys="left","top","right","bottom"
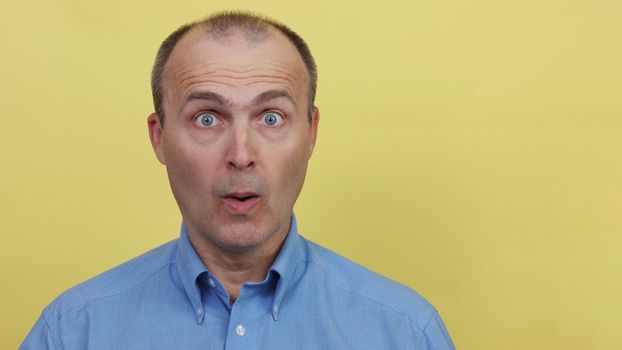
{"left": 21, "top": 216, "right": 455, "bottom": 349}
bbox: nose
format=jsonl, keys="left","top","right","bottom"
{"left": 225, "top": 122, "right": 255, "bottom": 170}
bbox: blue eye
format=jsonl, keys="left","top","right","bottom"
{"left": 195, "top": 113, "right": 218, "bottom": 127}
{"left": 261, "top": 112, "right": 283, "bottom": 126}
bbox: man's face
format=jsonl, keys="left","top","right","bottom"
{"left": 148, "top": 29, "right": 319, "bottom": 252}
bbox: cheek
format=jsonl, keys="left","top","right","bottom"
{"left": 270, "top": 140, "right": 311, "bottom": 192}
{"left": 163, "top": 135, "right": 219, "bottom": 192}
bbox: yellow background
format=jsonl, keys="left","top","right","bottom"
{"left": 2, "top": 0, "right": 621, "bottom": 349}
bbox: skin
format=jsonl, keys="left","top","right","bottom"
{"left": 147, "top": 27, "right": 319, "bottom": 302}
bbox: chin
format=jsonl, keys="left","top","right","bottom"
{"left": 211, "top": 220, "right": 277, "bottom": 252}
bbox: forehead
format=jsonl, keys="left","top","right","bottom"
{"left": 162, "top": 27, "right": 309, "bottom": 109}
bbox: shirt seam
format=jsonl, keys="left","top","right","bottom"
{"left": 49, "top": 262, "right": 176, "bottom": 322}
{"left": 418, "top": 311, "right": 442, "bottom": 348}
{"left": 422, "top": 310, "right": 438, "bottom": 333}
{"left": 41, "top": 313, "right": 58, "bottom": 350}
{"left": 305, "top": 258, "right": 431, "bottom": 332}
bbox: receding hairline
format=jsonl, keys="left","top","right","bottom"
{"left": 161, "top": 24, "right": 307, "bottom": 100}
{"left": 151, "top": 12, "right": 318, "bottom": 126}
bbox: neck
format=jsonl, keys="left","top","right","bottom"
{"left": 185, "top": 223, "right": 289, "bottom": 302}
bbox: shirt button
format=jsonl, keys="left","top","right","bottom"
{"left": 208, "top": 278, "right": 216, "bottom": 288}
{"left": 235, "top": 324, "right": 246, "bottom": 336}
{"left": 196, "top": 308, "right": 203, "bottom": 316}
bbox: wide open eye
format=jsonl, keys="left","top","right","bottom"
{"left": 194, "top": 113, "right": 221, "bottom": 128}
{"left": 260, "top": 112, "right": 284, "bottom": 127}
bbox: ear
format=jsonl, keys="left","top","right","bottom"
{"left": 147, "top": 113, "right": 166, "bottom": 165}
{"left": 308, "top": 106, "right": 320, "bottom": 155}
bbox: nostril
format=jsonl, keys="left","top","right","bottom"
{"left": 229, "top": 161, "right": 254, "bottom": 169}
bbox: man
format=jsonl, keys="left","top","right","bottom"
{"left": 21, "top": 12, "right": 455, "bottom": 349}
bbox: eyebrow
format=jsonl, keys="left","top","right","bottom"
{"left": 181, "top": 90, "right": 233, "bottom": 110}
{"left": 180, "top": 88, "right": 296, "bottom": 114}
{"left": 252, "top": 89, "right": 297, "bottom": 107}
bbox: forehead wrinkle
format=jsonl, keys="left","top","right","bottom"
{"left": 175, "top": 74, "right": 298, "bottom": 103}
{"left": 170, "top": 52, "right": 303, "bottom": 85}
{"left": 174, "top": 63, "right": 300, "bottom": 88}
{"left": 208, "top": 73, "right": 296, "bottom": 88}
{"left": 171, "top": 65, "right": 302, "bottom": 104}
{"left": 183, "top": 79, "right": 240, "bottom": 92}
{"left": 191, "top": 60, "right": 300, "bottom": 74}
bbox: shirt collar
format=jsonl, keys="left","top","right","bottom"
{"left": 175, "top": 213, "right": 303, "bottom": 323}
{"left": 268, "top": 214, "right": 302, "bottom": 320}
{"left": 176, "top": 222, "right": 208, "bottom": 324}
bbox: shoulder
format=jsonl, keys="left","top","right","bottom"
{"left": 300, "top": 236, "right": 438, "bottom": 332}
{"left": 41, "top": 239, "right": 179, "bottom": 322}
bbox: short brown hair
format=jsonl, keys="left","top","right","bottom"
{"left": 151, "top": 11, "right": 318, "bottom": 127}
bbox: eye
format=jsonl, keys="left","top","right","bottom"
{"left": 260, "top": 112, "right": 284, "bottom": 127}
{"left": 194, "top": 112, "right": 220, "bottom": 128}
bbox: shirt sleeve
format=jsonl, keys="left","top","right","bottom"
{"left": 19, "top": 315, "right": 57, "bottom": 350}
{"left": 421, "top": 311, "right": 455, "bottom": 350}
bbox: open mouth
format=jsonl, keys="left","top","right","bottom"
{"left": 221, "top": 192, "right": 261, "bottom": 213}
{"left": 229, "top": 194, "right": 258, "bottom": 202}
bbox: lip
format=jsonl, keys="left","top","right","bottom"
{"left": 221, "top": 192, "right": 261, "bottom": 214}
